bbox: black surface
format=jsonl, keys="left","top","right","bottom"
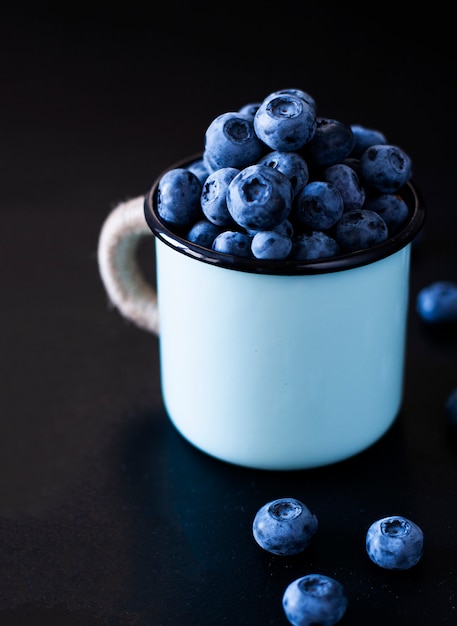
{"left": 1, "top": 4, "right": 457, "bottom": 625}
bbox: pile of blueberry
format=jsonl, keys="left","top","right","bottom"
{"left": 251, "top": 497, "right": 424, "bottom": 625}
{"left": 156, "top": 87, "right": 414, "bottom": 261}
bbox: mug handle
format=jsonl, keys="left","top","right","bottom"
{"left": 97, "top": 195, "right": 159, "bottom": 335}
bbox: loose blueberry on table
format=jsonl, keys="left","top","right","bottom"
{"left": 416, "top": 280, "right": 457, "bottom": 323}
{"left": 282, "top": 573, "right": 348, "bottom": 626}
{"left": 252, "top": 497, "right": 318, "bottom": 556}
{"left": 365, "top": 515, "right": 424, "bottom": 570}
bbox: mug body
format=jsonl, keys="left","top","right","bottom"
{"left": 155, "top": 239, "right": 410, "bottom": 470}
{"left": 145, "top": 155, "right": 425, "bottom": 470}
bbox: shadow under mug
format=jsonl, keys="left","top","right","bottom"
{"left": 98, "top": 153, "right": 425, "bottom": 471}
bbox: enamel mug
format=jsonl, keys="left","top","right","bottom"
{"left": 98, "top": 154, "right": 425, "bottom": 471}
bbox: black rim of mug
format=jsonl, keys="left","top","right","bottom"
{"left": 143, "top": 153, "right": 426, "bottom": 276}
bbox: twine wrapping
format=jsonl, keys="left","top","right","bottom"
{"left": 97, "top": 195, "right": 159, "bottom": 335}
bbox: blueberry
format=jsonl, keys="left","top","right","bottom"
{"left": 334, "top": 209, "right": 388, "bottom": 252}
{"left": 212, "top": 230, "right": 252, "bottom": 257}
{"left": 282, "top": 574, "right": 348, "bottom": 626}
{"left": 186, "top": 157, "right": 210, "bottom": 184}
{"left": 203, "top": 111, "right": 266, "bottom": 171}
{"left": 273, "top": 87, "right": 317, "bottom": 112}
{"left": 157, "top": 168, "right": 203, "bottom": 228}
{"left": 350, "top": 123, "right": 387, "bottom": 158}
{"left": 227, "top": 163, "right": 294, "bottom": 231}
{"left": 364, "top": 192, "right": 409, "bottom": 234}
{"left": 322, "top": 163, "right": 366, "bottom": 212}
{"left": 359, "top": 143, "right": 412, "bottom": 193}
{"left": 366, "top": 515, "right": 424, "bottom": 570}
{"left": 254, "top": 92, "right": 316, "bottom": 152}
{"left": 200, "top": 166, "right": 240, "bottom": 227}
{"left": 292, "top": 231, "right": 340, "bottom": 261}
{"left": 274, "top": 219, "right": 294, "bottom": 238}
{"left": 303, "top": 117, "right": 355, "bottom": 169}
{"left": 252, "top": 497, "right": 318, "bottom": 556}
{"left": 416, "top": 280, "right": 457, "bottom": 323}
{"left": 259, "top": 150, "right": 309, "bottom": 196}
{"left": 293, "top": 181, "right": 344, "bottom": 231}
{"left": 186, "top": 219, "right": 222, "bottom": 248}
{"left": 251, "top": 230, "right": 293, "bottom": 260}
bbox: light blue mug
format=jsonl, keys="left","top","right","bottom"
{"left": 98, "top": 154, "right": 425, "bottom": 471}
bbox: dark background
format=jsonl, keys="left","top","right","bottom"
{"left": 1, "top": 2, "right": 457, "bottom": 624}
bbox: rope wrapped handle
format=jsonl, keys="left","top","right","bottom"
{"left": 97, "top": 195, "right": 159, "bottom": 335}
